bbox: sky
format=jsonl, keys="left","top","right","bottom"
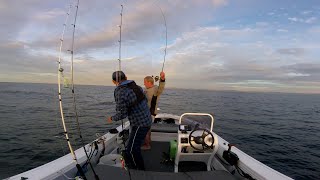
{"left": 0, "top": 0, "right": 320, "bottom": 94}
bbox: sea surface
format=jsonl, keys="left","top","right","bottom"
{"left": 0, "top": 82, "right": 319, "bottom": 179}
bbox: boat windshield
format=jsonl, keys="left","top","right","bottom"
{"left": 180, "top": 114, "right": 213, "bottom": 131}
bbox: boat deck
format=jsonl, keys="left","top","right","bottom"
{"left": 143, "top": 141, "right": 174, "bottom": 172}
{"left": 86, "top": 141, "right": 237, "bottom": 180}
{"left": 87, "top": 165, "right": 236, "bottom": 180}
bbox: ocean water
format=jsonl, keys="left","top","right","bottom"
{"left": 0, "top": 82, "right": 319, "bottom": 179}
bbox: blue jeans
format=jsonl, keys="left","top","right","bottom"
{"left": 123, "top": 126, "right": 150, "bottom": 170}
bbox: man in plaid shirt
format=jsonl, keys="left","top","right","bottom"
{"left": 108, "top": 71, "right": 151, "bottom": 170}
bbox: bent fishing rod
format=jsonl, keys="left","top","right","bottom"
{"left": 152, "top": 2, "right": 168, "bottom": 82}
{"left": 158, "top": 5, "right": 168, "bottom": 72}
{"left": 57, "top": 0, "right": 78, "bottom": 170}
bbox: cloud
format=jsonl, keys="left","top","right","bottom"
{"left": 288, "top": 17, "right": 302, "bottom": 22}
{"left": 212, "top": 0, "right": 228, "bottom": 7}
{"left": 308, "top": 26, "right": 320, "bottom": 33}
{"left": 284, "top": 63, "right": 320, "bottom": 76}
{"left": 25, "top": 0, "right": 219, "bottom": 54}
{"left": 276, "top": 48, "right": 305, "bottom": 56}
{"left": 256, "top": 22, "right": 269, "bottom": 27}
{"left": 159, "top": 26, "right": 320, "bottom": 92}
{"left": 305, "top": 17, "right": 317, "bottom": 24}
{"left": 33, "top": 9, "right": 65, "bottom": 21}
{"left": 268, "top": 12, "right": 275, "bottom": 16}
{"left": 301, "top": 10, "right": 312, "bottom": 15}
{"left": 0, "top": 40, "right": 58, "bottom": 83}
{"left": 277, "top": 29, "right": 288, "bottom": 32}
{"left": 165, "top": 28, "right": 271, "bottom": 81}
{"left": 0, "top": 0, "right": 71, "bottom": 52}
{"left": 288, "top": 17, "right": 317, "bottom": 24}
{"left": 0, "top": 2, "right": 6, "bottom": 10}
{"left": 1, "top": 0, "right": 319, "bottom": 94}
{"left": 286, "top": 73, "right": 310, "bottom": 77}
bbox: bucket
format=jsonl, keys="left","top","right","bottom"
{"left": 169, "top": 140, "right": 177, "bottom": 160}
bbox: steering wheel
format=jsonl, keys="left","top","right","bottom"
{"left": 189, "top": 128, "right": 214, "bottom": 151}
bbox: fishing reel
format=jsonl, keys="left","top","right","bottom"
{"left": 223, "top": 144, "right": 239, "bottom": 166}
{"left": 151, "top": 75, "right": 160, "bottom": 82}
{"left": 154, "top": 76, "right": 159, "bottom": 82}
{"left": 116, "top": 129, "right": 129, "bottom": 154}
{"left": 116, "top": 129, "right": 129, "bottom": 145}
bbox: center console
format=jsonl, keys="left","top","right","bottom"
{"left": 174, "top": 113, "right": 219, "bottom": 172}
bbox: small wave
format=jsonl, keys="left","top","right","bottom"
{"left": 1, "top": 90, "right": 49, "bottom": 96}
{"left": 3, "top": 147, "right": 25, "bottom": 154}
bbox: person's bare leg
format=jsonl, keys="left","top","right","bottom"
{"left": 141, "top": 115, "right": 154, "bottom": 150}
{"left": 141, "top": 130, "right": 151, "bottom": 150}
{"left": 148, "top": 129, "right": 151, "bottom": 145}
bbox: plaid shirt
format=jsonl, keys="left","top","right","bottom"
{"left": 111, "top": 80, "right": 152, "bottom": 127}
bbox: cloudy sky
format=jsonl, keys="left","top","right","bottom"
{"left": 0, "top": 0, "right": 319, "bottom": 94}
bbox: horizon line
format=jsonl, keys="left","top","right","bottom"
{"left": 1, "top": 81, "right": 319, "bottom": 95}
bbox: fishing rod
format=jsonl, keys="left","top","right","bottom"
{"left": 116, "top": 5, "right": 125, "bottom": 131}
{"left": 118, "top": 5, "right": 123, "bottom": 71}
{"left": 57, "top": 0, "right": 76, "bottom": 165}
{"left": 151, "top": 2, "right": 167, "bottom": 82}
{"left": 158, "top": 5, "right": 168, "bottom": 72}
{"left": 56, "top": 1, "right": 73, "bottom": 157}
{"left": 57, "top": 0, "right": 95, "bottom": 179}
{"left": 57, "top": 0, "right": 86, "bottom": 179}
{"left": 68, "top": 0, "right": 99, "bottom": 179}
{"left": 115, "top": 6, "right": 133, "bottom": 180}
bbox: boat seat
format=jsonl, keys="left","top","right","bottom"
{"left": 151, "top": 123, "right": 178, "bottom": 133}
{"left": 86, "top": 165, "right": 237, "bottom": 180}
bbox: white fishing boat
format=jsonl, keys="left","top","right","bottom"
{"left": 4, "top": 0, "right": 296, "bottom": 179}
{"left": 7, "top": 112, "right": 293, "bottom": 180}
